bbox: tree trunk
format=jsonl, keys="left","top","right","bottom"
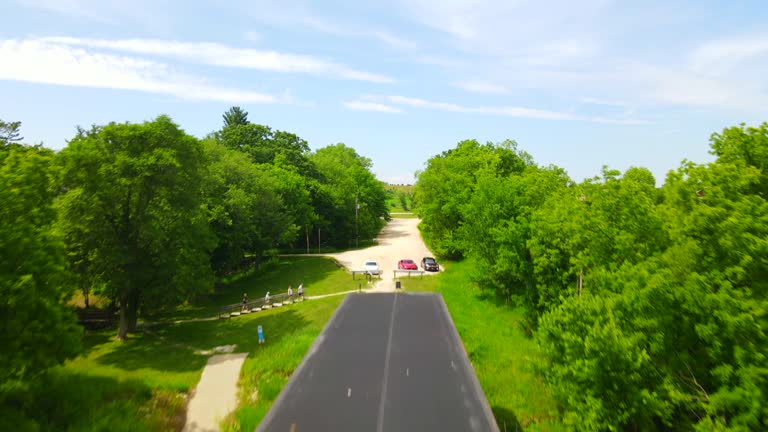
{"left": 117, "top": 288, "right": 139, "bottom": 340}
{"left": 126, "top": 288, "right": 139, "bottom": 334}
{"left": 118, "top": 296, "right": 129, "bottom": 340}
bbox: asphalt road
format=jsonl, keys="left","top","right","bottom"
{"left": 256, "top": 293, "right": 499, "bottom": 432}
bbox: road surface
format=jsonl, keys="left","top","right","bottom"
{"left": 256, "top": 293, "right": 499, "bottom": 432}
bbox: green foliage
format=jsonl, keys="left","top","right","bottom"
{"left": 414, "top": 139, "right": 532, "bottom": 259}
{"left": 201, "top": 139, "right": 299, "bottom": 275}
{"left": 0, "top": 118, "right": 23, "bottom": 145}
{"left": 222, "top": 106, "right": 249, "bottom": 128}
{"left": 57, "top": 116, "right": 215, "bottom": 339}
{"left": 0, "top": 145, "right": 82, "bottom": 382}
{"left": 416, "top": 122, "right": 768, "bottom": 429}
{"left": 309, "top": 143, "right": 387, "bottom": 247}
{"left": 709, "top": 121, "right": 768, "bottom": 199}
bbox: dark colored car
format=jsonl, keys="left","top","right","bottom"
{"left": 398, "top": 259, "right": 418, "bottom": 270}
{"left": 421, "top": 257, "right": 439, "bottom": 272}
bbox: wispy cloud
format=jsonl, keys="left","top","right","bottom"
{"left": 372, "top": 32, "right": 419, "bottom": 50}
{"left": 344, "top": 101, "right": 403, "bottom": 113}
{"left": 452, "top": 80, "right": 509, "bottom": 94}
{"left": 41, "top": 36, "right": 395, "bottom": 83}
{"left": 362, "top": 94, "right": 646, "bottom": 124}
{"left": 0, "top": 39, "right": 286, "bottom": 103}
{"left": 691, "top": 34, "right": 768, "bottom": 74}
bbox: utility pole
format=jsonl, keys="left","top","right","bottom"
{"left": 355, "top": 197, "right": 359, "bottom": 248}
{"left": 317, "top": 227, "right": 321, "bottom": 254}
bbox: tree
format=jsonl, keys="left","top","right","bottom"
{"left": 201, "top": 139, "right": 299, "bottom": 274}
{"left": 709, "top": 121, "right": 768, "bottom": 198}
{"left": 0, "top": 119, "right": 23, "bottom": 146}
{"left": 57, "top": 116, "right": 214, "bottom": 340}
{"left": 414, "top": 139, "right": 531, "bottom": 258}
{"left": 309, "top": 143, "right": 387, "bottom": 247}
{"left": 0, "top": 145, "right": 81, "bottom": 381}
{"left": 222, "top": 106, "right": 249, "bottom": 128}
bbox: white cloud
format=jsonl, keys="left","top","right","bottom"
{"left": 344, "top": 101, "right": 403, "bottom": 113}
{"left": 0, "top": 39, "right": 284, "bottom": 103}
{"left": 452, "top": 80, "right": 509, "bottom": 94}
{"left": 42, "top": 36, "right": 395, "bottom": 83}
{"left": 691, "top": 35, "right": 768, "bottom": 74}
{"left": 362, "top": 94, "right": 646, "bottom": 124}
{"left": 372, "top": 32, "right": 419, "bottom": 50}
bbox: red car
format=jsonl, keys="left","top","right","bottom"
{"left": 397, "top": 259, "right": 418, "bottom": 270}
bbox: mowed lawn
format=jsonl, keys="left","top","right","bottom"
{"left": 402, "top": 261, "right": 565, "bottom": 431}
{"left": 150, "top": 256, "right": 357, "bottom": 322}
{"left": 1, "top": 257, "right": 351, "bottom": 432}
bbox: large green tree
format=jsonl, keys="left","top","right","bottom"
{"left": 202, "top": 139, "right": 301, "bottom": 274}
{"left": 57, "top": 116, "right": 214, "bottom": 340}
{"left": 414, "top": 139, "right": 531, "bottom": 258}
{"left": 0, "top": 145, "right": 81, "bottom": 381}
{"left": 309, "top": 143, "right": 387, "bottom": 247}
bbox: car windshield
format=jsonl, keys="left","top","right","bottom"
{"left": 365, "top": 261, "right": 378, "bottom": 267}
{"left": 424, "top": 258, "right": 435, "bottom": 263}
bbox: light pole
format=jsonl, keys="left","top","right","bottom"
{"left": 355, "top": 197, "right": 359, "bottom": 248}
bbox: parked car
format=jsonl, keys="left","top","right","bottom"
{"left": 421, "top": 257, "right": 439, "bottom": 272}
{"left": 363, "top": 260, "right": 381, "bottom": 275}
{"left": 397, "top": 259, "right": 418, "bottom": 270}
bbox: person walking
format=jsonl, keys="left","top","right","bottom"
{"left": 265, "top": 291, "right": 270, "bottom": 306}
{"left": 287, "top": 285, "right": 293, "bottom": 302}
{"left": 297, "top": 283, "right": 304, "bottom": 300}
{"left": 241, "top": 293, "right": 248, "bottom": 312}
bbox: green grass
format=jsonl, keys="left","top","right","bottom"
{"left": 403, "top": 260, "right": 565, "bottom": 431}
{"left": 150, "top": 256, "right": 358, "bottom": 321}
{"left": 2, "top": 257, "right": 353, "bottom": 431}
{"left": 221, "top": 295, "right": 344, "bottom": 430}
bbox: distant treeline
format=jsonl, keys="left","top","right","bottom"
{"left": 414, "top": 124, "right": 768, "bottom": 430}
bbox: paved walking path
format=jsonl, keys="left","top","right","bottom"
{"left": 183, "top": 353, "right": 248, "bottom": 432}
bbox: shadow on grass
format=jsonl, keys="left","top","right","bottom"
{"left": 492, "top": 405, "right": 524, "bottom": 432}
{"left": 97, "top": 308, "right": 310, "bottom": 372}
{"left": 0, "top": 369, "right": 184, "bottom": 432}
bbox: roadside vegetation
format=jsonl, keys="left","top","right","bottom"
{"left": 414, "top": 123, "right": 768, "bottom": 430}
{"left": 0, "top": 110, "right": 387, "bottom": 430}
{"left": 402, "top": 262, "right": 565, "bottom": 430}
{"left": 1, "top": 256, "right": 350, "bottom": 431}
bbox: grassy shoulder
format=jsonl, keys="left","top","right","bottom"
{"left": 402, "top": 261, "right": 565, "bottom": 431}
{"left": 2, "top": 257, "right": 352, "bottom": 431}
{"left": 153, "top": 256, "right": 356, "bottom": 321}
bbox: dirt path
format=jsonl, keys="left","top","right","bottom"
{"left": 326, "top": 218, "right": 439, "bottom": 292}
{"left": 183, "top": 353, "right": 248, "bottom": 432}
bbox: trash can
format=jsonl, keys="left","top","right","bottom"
{"left": 395, "top": 281, "right": 401, "bottom": 289}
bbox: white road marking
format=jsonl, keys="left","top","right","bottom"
{"left": 451, "top": 360, "right": 457, "bottom": 371}
{"left": 406, "top": 368, "right": 409, "bottom": 377}
{"left": 376, "top": 294, "right": 398, "bottom": 432}
{"left": 347, "top": 388, "right": 351, "bottom": 397}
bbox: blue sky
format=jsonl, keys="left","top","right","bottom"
{"left": 1, "top": 0, "right": 767, "bottom": 184}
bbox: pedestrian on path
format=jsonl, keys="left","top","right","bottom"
{"left": 297, "top": 283, "right": 304, "bottom": 300}
{"left": 287, "top": 285, "right": 293, "bottom": 302}
{"left": 265, "top": 291, "right": 270, "bottom": 306}
{"left": 241, "top": 293, "right": 248, "bottom": 312}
